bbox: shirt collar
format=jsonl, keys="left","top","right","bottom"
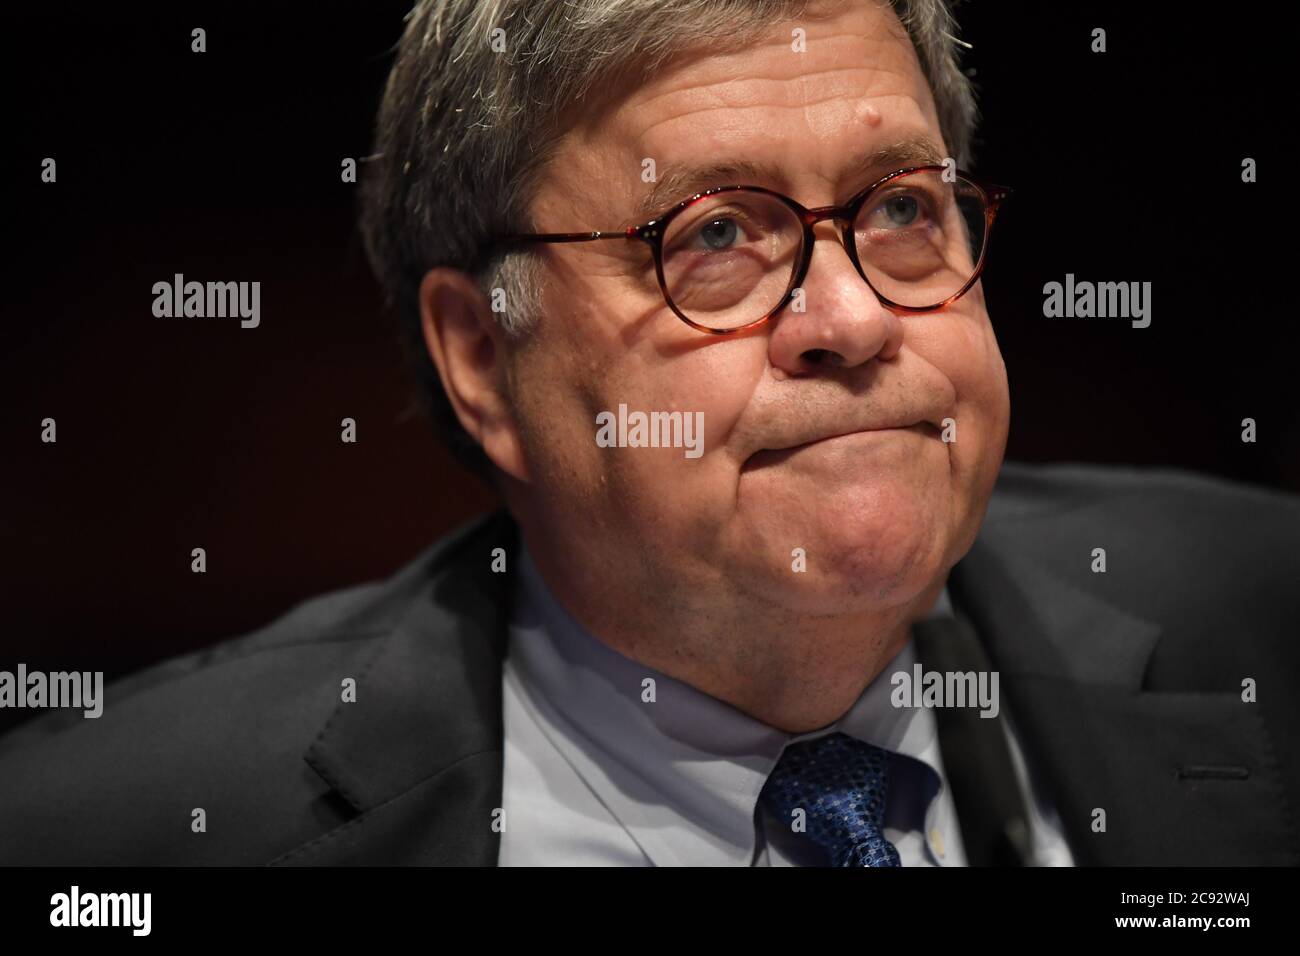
{"left": 508, "top": 543, "right": 956, "bottom": 866}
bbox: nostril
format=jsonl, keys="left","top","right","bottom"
{"left": 801, "top": 348, "right": 843, "bottom": 367}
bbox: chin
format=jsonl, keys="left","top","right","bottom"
{"left": 736, "top": 486, "right": 953, "bottom": 616}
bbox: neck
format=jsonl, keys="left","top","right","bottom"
{"left": 520, "top": 528, "right": 945, "bottom": 735}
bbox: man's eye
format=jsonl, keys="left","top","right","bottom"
{"left": 879, "top": 194, "right": 921, "bottom": 227}
{"left": 694, "top": 217, "right": 740, "bottom": 250}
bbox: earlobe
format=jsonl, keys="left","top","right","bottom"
{"left": 417, "top": 268, "right": 531, "bottom": 482}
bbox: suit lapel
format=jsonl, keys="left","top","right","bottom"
{"left": 272, "top": 511, "right": 517, "bottom": 865}
{"left": 949, "top": 537, "right": 1292, "bottom": 865}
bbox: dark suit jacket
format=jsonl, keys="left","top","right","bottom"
{"left": 2, "top": 462, "right": 1297, "bottom": 865}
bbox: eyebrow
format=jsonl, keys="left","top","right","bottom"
{"left": 632, "top": 135, "right": 947, "bottom": 224}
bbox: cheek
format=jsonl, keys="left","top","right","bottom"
{"left": 922, "top": 308, "right": 1010, "bottom": 552}
{"left": 913, "top": 305, "right": 1008, "bottom": 460}
{"left": 949, "top": 290, "right": 1008, "bottom": 406}
{"left": 594, "top": 344, "right": 764, "bottom": 518}
{"left": 515, "top": 330, "right": 767, "bottom": 524}
{"left": 508, "top": 332, "right": 606, "bottom": 501}
{"left": 956, "top": 320, "right": 1010, "bottom": 472}
{"left": 853, "top": 305, "right": 1006, "bottom": 565}
{"left": 675, "top": 342, "right": 768, "bottom": 455}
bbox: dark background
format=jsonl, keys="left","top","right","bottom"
{"left": 2, "top": 1, "right": 1291, "bottom": 733}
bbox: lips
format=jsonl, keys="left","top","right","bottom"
{"left": 743, "top": 421, "right": 932, "bottom": 470}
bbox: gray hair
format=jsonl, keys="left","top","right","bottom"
{"left": 359, "top": 0, "right": 980, "bottom": 472}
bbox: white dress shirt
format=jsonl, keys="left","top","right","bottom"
{"left": 499, "top": 545, "right": 1074, "bottom": 866}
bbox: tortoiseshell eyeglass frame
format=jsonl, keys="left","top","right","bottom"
{"left": 488, "top": 164, "right": 1012, "bottom": 335}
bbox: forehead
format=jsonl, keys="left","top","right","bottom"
{"left": 541, "top": 0, "right": 943, "bottom": 225}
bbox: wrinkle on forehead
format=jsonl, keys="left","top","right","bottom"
{"left": 530, "top": 0, "right": 941, "bottom": 258}
{"left": 604, "top": 4, "right": 926, "bottom": 133}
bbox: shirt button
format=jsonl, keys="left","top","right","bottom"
{"left": 929, "top": 827, "right": 945, "bottom": 858}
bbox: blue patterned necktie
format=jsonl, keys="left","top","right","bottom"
{"left": 760, "top": 731, "right": 902, "bottom": 867}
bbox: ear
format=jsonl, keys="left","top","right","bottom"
{"left": 418, "top": 268, "right": 530, "bottom": 482}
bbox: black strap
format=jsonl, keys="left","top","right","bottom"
{"left": 911, "top": 613, "right": 1035, "bottom": 866}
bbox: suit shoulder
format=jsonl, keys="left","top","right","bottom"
{"left": 987, "top": 459, "right": 1300, "bottom": 538}
{"left": 0, "top": 512, "right": 505, "bottom": 864}
{"left": 2, "top": 577, "right": 393, "bottom": 755}
{"left": 977, "top": 460, "right": 1300, "bottom": 663}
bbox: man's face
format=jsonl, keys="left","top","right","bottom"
{"left": 504, "top": 0, "right": 1009, "bottom": 619}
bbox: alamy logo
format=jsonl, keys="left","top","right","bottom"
{"left": 890, "top": 664, "right": 999, "bottom": 718}
{"left": 50, "top": 886, "right": 151, "bottom": 936}
{"left": 0, "top": 664, "right": 103, "bottom": 718}
{"left": 595, "top": 403, "right": 704, "bottom": 459}
{"left": 1042, "top": 273, "right": 1151, "bottom": 328}
{"left": 152, "top": 273, "right": 261, "bottom": 328}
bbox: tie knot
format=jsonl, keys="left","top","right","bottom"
{"left": 760, "top": 731, "right": 901, "bottom": 866}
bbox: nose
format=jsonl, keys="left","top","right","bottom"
{"left": 767, "top": 221, "right": 905, "bottom": 376}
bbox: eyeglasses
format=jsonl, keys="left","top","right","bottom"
{"left": 492, "top": 164, "right": 1012, "bottom": 334}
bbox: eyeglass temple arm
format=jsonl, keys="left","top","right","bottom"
{"left": 495, "top": 228, "right": 639, "bottom": 245}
